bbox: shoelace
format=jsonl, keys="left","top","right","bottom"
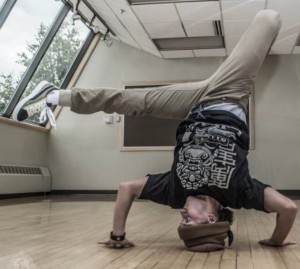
{"left": 26, "top": 99, "right": 57, "bottom": 129}
{"left": 40, "top": 106, "right": 56, "bottom": 129}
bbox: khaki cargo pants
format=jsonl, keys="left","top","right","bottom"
{"left": 67, "top": 10, "right": 281, "bottom": 120}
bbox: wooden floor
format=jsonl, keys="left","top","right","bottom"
{"left": 0, "top": 195, "right": 300, "bottom": 269}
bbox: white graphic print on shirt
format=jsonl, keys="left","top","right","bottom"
{"left": 176, "top": 122, "right": 242, "bottom": 190}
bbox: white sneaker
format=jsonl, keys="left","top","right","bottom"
{"left": 12, "top": 81, "right": 58, "bottom": 128}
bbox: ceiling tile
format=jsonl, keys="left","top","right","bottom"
{"left": 269, "top": 46, "right": 293, "bottom": 54}
{"left": 184, "top": 20, "right": 215, "bottom": 37}
{"left": 143, "top": 22, "right": 186, "bottom": 39}
{"left": 114, "top": 27, "right": 135, "bottom": 39}
{"left": 89, "top": 0, "right": 125, "bottom": 30}
{"left": 118, "top": 35, "right": 141, "bottom": 49}
{"left": 161, "top": 50, "right": 194, "bottom": 58}
{"left": 292, "top": 46, "right": 300, "bottom": 54}
{"left": 87, "top": 0, "right": 300, "bottom": 58}
{"left": 114, "top": 25, "right": 142, "bottom": 46}
{"left": 176, "top": 2, "right": 221, "bottom": 21}
{"left": 105, "top": 0, "right": 148, "bottom": 36}
{"left": 133, "top": 35, "right": 157, "bottom": 50}
{"left": 119, "top": 22, "right": 147, "bottom": 37}
{"left": 193, "top": 48, "right": 226, "bottom": 57}
{"left": 267, "top": 0, "right": 300, "bottom": 19}
{"left": 273, "top": 34, "right": 298, "bottom": 47}
{"left": 104, "top": 0, "right": 129, "bottom": 11}
{"left": 104, "top": 0, "right": 162, "bottom": 54}
{"left": 223, "top": 20, "right": 251, "bottom": 36}
{"left": 278, "top": 19, "right": 300, "bottom": 36}
{"left": 132, "top": 4, "right": 179, "bottom": 24}
{"left": 132, "top": 30, "right": 158, "bottom": 51}
{"left": 221, "top": 0, "right": 265, "bottom": 21}
{"left": 89, "top": 0, "right": 141, "bottom": 49}
{"left": 225, "top": 35, "right": 242, "bottom": 49}
{"left": 143, "top": 47, "right": 162, "bottom": 58}
{"left": 89, "top": 0, "right": 115, "bottom": 19}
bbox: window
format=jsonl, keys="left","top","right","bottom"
{"left": 0, "top": 0, "right": 6, "bottom": 10}
{"left": 127, "top": 0, "right": 217, "bottom": 4}
{"left": 0, "top": 0, "right": 63, "bottom": 114}
{"left": 22, "top": 12, "right": 91, "bottom": 124}
{"left": 0, "top": 0, "right": 94, "bottom": 127}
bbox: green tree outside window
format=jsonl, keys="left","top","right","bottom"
{"left": 0, "top": 19, "right": 87, "bottom": 121}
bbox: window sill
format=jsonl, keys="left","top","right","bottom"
{"left": 0, "top": 116, "right": 49, "bottom": 133}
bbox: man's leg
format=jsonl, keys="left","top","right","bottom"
{"left": 199, "top": 10, "right": 281, "bottom": 110}
{"left": 67, "top": 10, "right": 281, "bottom": 118}
{"left": 13, "top": 11, "right": 281, "bottom": 123}
{"left": 61, "top": 80, "right": 210, "bottom": 120}
{"left": 12, "top": 79, "right": 211, "bottom": 123}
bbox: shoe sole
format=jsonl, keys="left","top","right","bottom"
{"left": 12, "top": 81, "right": 52, "bottom": 121}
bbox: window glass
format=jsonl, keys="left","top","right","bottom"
{"left": 0, "top": 0, "right": 63, "bottom": 114}
{"left": 23, "top": 11, "right": 90, "bottom": 124}
{"left": 0, "top": 0, "right": 6, "bottom": 10}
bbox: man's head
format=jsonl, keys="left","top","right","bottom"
{"left": 180, "top": 196, "right": 233, "bottom": 226}
{"left": 178, "top": 195, "right": 234, "bottom": 252}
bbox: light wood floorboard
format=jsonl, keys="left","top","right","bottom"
{"left": 0, "top": 196, "right": 299, "bottom": 269}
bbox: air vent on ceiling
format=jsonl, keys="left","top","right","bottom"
{"left": 153, "top": 36, "right": 224, "bottom": 51}
{"left": 127, "top": 0, "right": 218, "bottom": 5}
{"left": 213, "top": 20, "right": 223, "bottom": 36}
{"left": 0, "top": 165, "right": 42, "bottom": 175}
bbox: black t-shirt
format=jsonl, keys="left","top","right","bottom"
{"left": 140, "top": 109, "right": 269, "bottom": 212}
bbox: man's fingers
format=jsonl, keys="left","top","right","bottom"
{"left": 98, "top": 239, "right": 135, "bottom": 248}
{"left": 258, "top": 240, "right": 268, "bottom": 245}
{"left": 98, "top": 241, "right": 125, "bottom": 248}
{"left": 282, "top": 241, "right": 297, "bottom": 246}
{"left": 259, "top": 239, "right": 297, "bottom": 247}
{"left": 124, "top": 241, "right": 135, "bottom": 247}
{"left": 98, "top": 241, "right": 107, "bottom": 244}
{"left": 109, "top": 243, "right": 125, "bottom": 249}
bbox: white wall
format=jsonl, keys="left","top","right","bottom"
{"left": 248, "top": 55, "right": 300, "bottom": 188}
{"left": 47, "top": 40, "right": 223, "bottom": 190}
{"left": 47, "top": 39, "right": 300, "bottom": 190}
{"left": 0, "top": 123, "right": 48, "bottom": 166}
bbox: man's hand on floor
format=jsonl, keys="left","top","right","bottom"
{"left": 98, "top": 238, "right": 135, "bottom": 249}
{"left": 259, "top": 238, "right": 296, "bottom": 247}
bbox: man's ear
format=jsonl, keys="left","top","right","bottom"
{"left": 208, "top": 214, "right": 217, "bottom": 223}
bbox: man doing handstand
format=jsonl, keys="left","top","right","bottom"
{"left": 12, "top": 10, "right": 297, "bottom": 252}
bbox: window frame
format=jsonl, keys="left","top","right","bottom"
{"left": 0, "top": 0, "right": 17, "bottom": 30}
{"left": 0, "top": 0, "right": 95, "bottom": 129}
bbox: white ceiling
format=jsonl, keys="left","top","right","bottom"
{"left": 78, "top": 0, "right": 300, "bottom": 59}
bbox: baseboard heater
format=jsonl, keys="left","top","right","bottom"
{"left": 0, "top": 165, "right": 51, "bottom": 195}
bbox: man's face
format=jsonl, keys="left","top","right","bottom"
{"left": 180, "top": 196, "right": 216, "bottom": 226}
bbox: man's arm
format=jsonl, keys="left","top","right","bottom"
{"left": 98, "top": 177, "right": 148, "bottom": 248}
{"left": 259, "top": 187, "right": 297, "bottom": 247}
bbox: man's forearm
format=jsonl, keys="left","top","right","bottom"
{"left": 263, "top": 187, "right": 298, "bottom": 246}
{"left": 111, "top": 178, "right": 148, "bottom": 236}
{"left": 112, "top": 183, "right": 135, "bottom": 235}
{"left": 270, "top": 209, "right": 297, "bottom": 244}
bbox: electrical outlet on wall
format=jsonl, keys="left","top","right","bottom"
{"left": 103, "top": 115, "right": 114, "bottom": 124}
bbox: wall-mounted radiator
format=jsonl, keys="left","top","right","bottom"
{"left": 0, "top": 165, "right": 51, "bottom": 194}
